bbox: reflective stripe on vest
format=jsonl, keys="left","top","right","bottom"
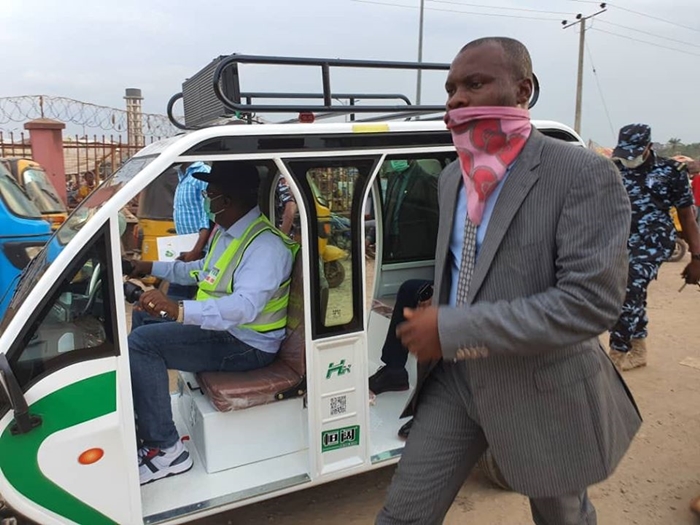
{"left": 191, "top": 215, "right": 299, "bottom": 333}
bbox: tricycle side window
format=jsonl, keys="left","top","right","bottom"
{"left": 286, "top": 157, "right": 377, "bottom": 337}
{"left": 6, "top": 224, "right": 119, "bottom": 390}
{"left": 378, "top": 154, "right": 455, "bottom": 264}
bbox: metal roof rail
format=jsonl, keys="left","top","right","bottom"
{"left": 168, "top": 54, "right": 540, "bottom": 129}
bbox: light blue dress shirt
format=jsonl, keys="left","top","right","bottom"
{"left": 152, "top": 206, "right": 293, "bottom": 353}
{"left": 448, "top": 168, "right": 512, "bottom": 307}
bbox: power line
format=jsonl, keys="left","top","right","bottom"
{"left": 351, "top": 0, "right": 562, "bottom": 21}
{"left": 591, "top": 27, "right": 700, "bottom": 58}
{"left": 609, "top": 3, "right": 700, "bottom": 35}
{"left": 597, "top": 19, "right": 700, "bottom": 49}
{"left": 584, "top": 41, "right": 616, "bottom": 142}
{"left": 568, "top": 0, "right": 700, "bottom": 34}
{"left": 426, "top": 0, "right": 574, "bottom": 16}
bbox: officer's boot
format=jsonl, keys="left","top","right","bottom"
{"left": 622, "top": 338, "right": 647, "bottom": 371}
{"left": 608, "top": 349, "right": 628, "bottom": 372}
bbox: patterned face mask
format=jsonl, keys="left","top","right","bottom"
{"left": 444, "top": 106, "right": 532, "bottom": 224}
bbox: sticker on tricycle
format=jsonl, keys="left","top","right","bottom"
{"left": 321, "top": 425, "right": 360, "bottom": 452}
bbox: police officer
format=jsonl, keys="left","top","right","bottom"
{"left": 609, "top": 124, "right": 700, "bottom": 370}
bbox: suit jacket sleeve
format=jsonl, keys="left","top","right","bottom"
{"left": 437, "top": 154, "right": 631, "bottom": 359}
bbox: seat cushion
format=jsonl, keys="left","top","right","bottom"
{"left": 197, "top": 360, "right": 302, "bottom": 412}
{"left": 197, "top": 252, "right": 306, "bottom": 413}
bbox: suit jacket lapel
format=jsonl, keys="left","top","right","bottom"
{"left": 466, "top": 128, "right": 545, "bottom": 304}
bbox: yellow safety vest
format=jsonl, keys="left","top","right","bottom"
{"left": 191, "top": 215, "right": 299, "bottom": 333}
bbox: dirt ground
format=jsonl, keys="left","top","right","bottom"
{"left": 195, "top": 254, "right": 700, "bottom": 525}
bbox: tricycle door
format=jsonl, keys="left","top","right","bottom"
{"left": 0, "top": 215, "right": 141, "bottom": 525}
{"left": 284, "top": 156, "right": 378, "bottom": 477}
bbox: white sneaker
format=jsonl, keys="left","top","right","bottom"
{"left": 138, "top": 440, "right": 193, "bottom": 485}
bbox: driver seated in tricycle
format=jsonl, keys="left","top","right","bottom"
{"left": 127, "top": 160, "right": 298, "bottom": 485}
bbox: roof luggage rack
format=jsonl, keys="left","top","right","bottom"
{"left": 168, "top": 54, "right": 540, "bottom": 130}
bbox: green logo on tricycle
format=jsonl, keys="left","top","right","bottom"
{"left": 321, "top": 425, "right": 360, "bottom": 452}
{"left": 326, "top": 359, "right": 351, "bottom": 379}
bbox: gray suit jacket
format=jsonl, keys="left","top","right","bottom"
{"left": 404, "top": 128, "right": 642, "bottom": 498}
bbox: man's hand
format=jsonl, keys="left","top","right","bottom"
{"left": 138, "top": 289, "right": 178, "bottom": 320}
{"left": 682, "top": 259, "right": 700, "bottom": 285}
{"left": 129, "top": 260, "right": 153, "bottom": 278}
{"left": 396, "top": 306, "right": 442, "bottom": 363}
{"left": 178, "top": 249, "right": 203, "bottom": 262}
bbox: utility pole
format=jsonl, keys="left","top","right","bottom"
{"left": 562, "top": 3, "right": 606, "bottom": 135}
{"left": 416, "top": 0, "right": 425, "bottom": 105}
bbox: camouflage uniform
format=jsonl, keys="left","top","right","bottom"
{"left": 609, "top": 125, "right": 693, "bottom": 353}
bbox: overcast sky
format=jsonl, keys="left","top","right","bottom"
{"left": 2, "top": 0, "right": 699, "bottom": 145}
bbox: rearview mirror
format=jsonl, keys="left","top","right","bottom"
{"left": 0, "top": 354, "right": 41, "bottom": 435}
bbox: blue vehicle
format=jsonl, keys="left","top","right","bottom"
{"left": 0, "top": 161, "right": 52, "bottom": 318}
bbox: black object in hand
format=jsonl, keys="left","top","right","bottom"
{"left": 121, "top": 259, "right": 135, "bottom": 276}
{"left": 416, "top": 282, "right": 434, "bottom": 303}
{"left": 124, "top": 281, "right": 144, "bottom": 304}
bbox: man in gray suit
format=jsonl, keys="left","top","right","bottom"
{"left": 376, "top": 37, "right": 641, "bottom": 525}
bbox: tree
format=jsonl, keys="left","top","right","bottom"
{"left": 668, "top": 137, "right": 682, "bottom": 154}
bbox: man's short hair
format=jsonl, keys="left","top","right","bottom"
{"left": 460, "top": 37, "right": 533, "bottom": 82}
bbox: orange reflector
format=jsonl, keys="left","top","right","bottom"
{"left": 78, "top": 448, "right": 104, "bottom": 465}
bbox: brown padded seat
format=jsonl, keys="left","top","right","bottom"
{"left": 197, "top": 253, "right": 306, "bottom": 412}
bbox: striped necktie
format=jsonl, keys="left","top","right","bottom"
{"left": 455, "top": 215, "right": 478, "bottom": 306}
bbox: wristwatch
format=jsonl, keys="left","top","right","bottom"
{"left": 176, "top": 301, "right": 185, "bottom": 323}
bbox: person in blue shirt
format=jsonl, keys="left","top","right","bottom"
{"left": 173, "top": 162, "right": 211, "bottom": 256}
{"left": 170, "top": 161, "right": 211, "bottom": 299}
{"left": 127, "top": 161, "right": 296, "bottom": 485}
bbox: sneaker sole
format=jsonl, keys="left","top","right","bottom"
{"left": 140, "top": 457, "right": 194, "bottom": 486}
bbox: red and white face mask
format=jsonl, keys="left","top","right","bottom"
{"left": 445, "top": 106, "right": 532, "bottom": 225}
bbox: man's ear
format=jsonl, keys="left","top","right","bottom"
{"left": 516, "top": 78, "right": 533, "bottom": 108}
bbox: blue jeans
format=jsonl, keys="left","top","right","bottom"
{"left": 128, "top": 322, "right": 277, "bottom": 448}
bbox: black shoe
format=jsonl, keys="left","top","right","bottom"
{"left": 369, "top": 366, "right": 409, "bottom": 395}
{"left": 398, "top": 419, "right": 413, "bottom": 439}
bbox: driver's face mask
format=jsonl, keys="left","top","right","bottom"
{"left": 202, "top": 192, "right": 224, "bottom": 222}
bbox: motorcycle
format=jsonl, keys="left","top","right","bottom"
{"left": 669, "top": 207, "right": 687, "bottom": 263}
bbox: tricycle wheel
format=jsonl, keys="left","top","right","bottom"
{"left": 669, "top": 239, "right": 687, "bottom": 263}
{"left": 477, "top": 449, "right": 512, "bottom": 491}
{"left": 324, "top": 260, "right": 345, "bottom": 288}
